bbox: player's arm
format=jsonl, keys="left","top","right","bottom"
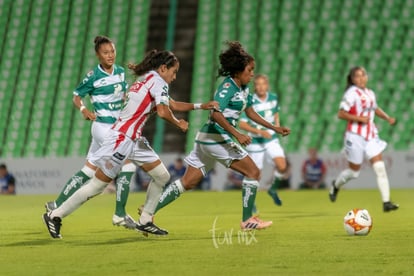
{"left": 337, "top": 109, "right": 369, "bottom": 124}
{"left": 168, "top": 98, "right": 219, "bottom": 112}
{"left": 156, "top": 103, "right": 188, "bottom": 132}
{"left": 73, "top": 95, "right": 96, "bottom": 121}
{"left": 239, "top": 120, "right": 271, "bottom": 138}
{"left": 375, "top": 107, "right": 396, "bottom": 125}
{"left": 274, "top": 112, "right": 280, "bottom": 127}
{"left": 210, "top": 111, "right": 252, "bottom": 146}
{"left": 245, "top": 107, "right": 290, "bottom": 136}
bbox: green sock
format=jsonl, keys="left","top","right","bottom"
{"left": 242, "top": 184, "right": 258, "bottom": 221}
{"left": 114, "top": 171, "right": 133, "bottom": 217}
{"left": 55, "top": 171, "right": 91, "bottom": 206}
{"left": 154, "top": 183, "right": 182, "bottom": 214}
{"left": 271, "top": 178, "right": 280, "bottom": 190}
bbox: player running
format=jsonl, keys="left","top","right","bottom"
{"left": 149, "top": 41, "right": 290, "bottom": 231}
{"left": 329, "top": 66, "right": 399, "bottom": 212}
{"left": 44, "top": 36, "right": 137, "bottom": 229}
{"left": 239, "top": 74, "right": 288, "bottom": 206}
{"left": 43, "top": 50, "right": 219, "bottom": 238}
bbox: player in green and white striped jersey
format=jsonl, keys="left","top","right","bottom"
{"left": 240, "top": 74, "right": 288, "bottom": 206}
{"left": 152, "top": 42, "right": 290, "bottom": 230}
{"left": 45, "top": 36, "right": 136, "bottom": 229}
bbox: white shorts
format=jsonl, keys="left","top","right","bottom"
{"left": 245, "top": 139, "right": 285, "bottom": 169}
{"left": 86, "top": 121, "right": 113, "bottom": 160}
{"left": 343, "top": 131, "right": 387, "bottom": 165}
{"left": 89, "top": 129, "right": 159, "bottom": 179}
{"left": 185, "top": 142, "right": 248, "bottom": 176}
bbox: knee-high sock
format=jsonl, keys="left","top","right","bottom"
{"left": 51, "top": 177, "right": 108, "bottom": 219}
{"left": 334, "top": 168, "right": 360, "bottom": 189}
{"left": 139, "top": 164, "right": 171, "bottom": 224}
{"left": 242, "top": 178, "right": 259, "bottom": 221}
{"left": 154, "top": 179, "right": 185, "bottom": 215}
{"left": 372, "top": 161, "right": 390, "bottom": 202}
{"left": 55, "top": 166, "right": 95, "bottom": 206}
{"left": 114, "top": 163, "right": 135, "bottom": 217}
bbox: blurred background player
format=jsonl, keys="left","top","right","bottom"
{"left": 149, "top": 41, "right": 290, "bottom": 230}
{"left": 44, "top": 36, "right": 136, "bottom": 229}
{"left": 43, "top": 49, "right": 219, "bottom": 238}
{"left": 0, "top": 163, "right": 16, "bottom": 195}
{"left": 239, "top": 74, "right": 288, "bottom": 205}
{"left": 329, "top": 66, "right": 399, "bottom": 212}
{"left": 299, "top": 148, "right": 326, "bottom": 189}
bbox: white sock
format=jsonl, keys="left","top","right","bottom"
{"left": 334, "top": 168, "right": 360, "bottom": 188}
{"left": 372, "top": 161, "right": 390, "bottom": 202}
{"left": 273, "top": 170, "right": 283, "bottom": 180}
{"left": 51, "top": 177, "right": 108, "bottom": 218}
{"left": 81, "top": 165, "right": 96, "bottom": 178}
{"left": 142, "top": 164, "right": 171, "bottom": 217}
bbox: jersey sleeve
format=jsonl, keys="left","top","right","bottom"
{"left": 213, "top": 83, "right": 234, "bottom": 111}
{"left": 73, "top": 70, "right": 95, "bottom": 97}
{"left": 240, "top": 110, "right": 249, "bottom": 122}
{"left": 339, "top": 88, "right": 356, "bottom": 112}
{"left": 150, "top": 78, "right": 170, "bottom": 106}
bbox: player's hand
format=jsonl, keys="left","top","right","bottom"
{"left": 177, "top": 119, "right": 189, "bottom": 132}
{"left": 359, "top": 116, "right": 370, "bottom": 124}
{"left": 387, "top": 117, "right": 396, "bottom": 125}
{"left": 81, "top": 109, "right": 97, "bottom": 121}
{"left": 274, "top": 126, "right": 290, "bottom": 136}
{"left": 235, "top": 133, "right": 252, "bottom": 147}
{"left": 201, "top": 101, "right": 220, "bottom": 111}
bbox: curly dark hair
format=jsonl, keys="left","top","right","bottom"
{"left": 94, "top": 35, "right": 113, "bottom": 53}
{"left": 128, "top": 50, "right": 178, "bottom": 77}
{"left": 218, "top": 41, "right": 254, "bottom": 78}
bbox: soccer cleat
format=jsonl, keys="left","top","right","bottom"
{"left": 45, "top": 201, "right": 57, "bottom": 212}
{"left": 383, "top": 201, "right": 399, "bottom": 212}
{"left": 43, "top": 213, "right": 62, "bottom": 239}
{"left": 240, "top": 216, "right": 273, "bottom": 230}
{"left": 267, "top": 189, "right": 282, "bottom": 206}
{"left": 112, "top": 214, "right": 138, "bottom": 230}
{"left": 329, "top": 180, "right": 339, "bottom": 202}
{"left": 135, "top": 221, "right": 168, "bottom": 235}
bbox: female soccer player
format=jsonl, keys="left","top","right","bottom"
{"left": 43, "top": 50, "right": 219, "bottom": 238}
{"left": 45, "top": 36, "right": 138, "bottom": 229}
{"left": 239, "top": 74, "right": 288, "bottom": 206}
{"left": 329, "top": 66, "right": 399, "bottom": 212}
{"left": 152, "top": 41, "right": 290, "bottom": 230}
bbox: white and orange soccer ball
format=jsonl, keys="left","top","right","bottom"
{"left": 343, "top": 208, "right": 373, "bottom": 236}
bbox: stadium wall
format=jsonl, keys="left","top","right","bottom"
{"left": 2, "top": 150, "right": 413, "bottom": 194}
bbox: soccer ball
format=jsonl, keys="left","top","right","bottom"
{"left": 343, "top": 208, "right": 373, "bottom": 236}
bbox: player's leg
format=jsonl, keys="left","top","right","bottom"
{"left": 112, "top": 161, "right": 136, "bottom": 228}
{"left": 46, "top": 122, "right": 109, "bottom": 210}
{"left": 154, "top": 165, "right": 204, "bottom": 214}
{"left": 51, "top": 162, "right": 96, "bottom": 209}
{"left": 154, "top": 143, "right": 212, "bottom": 214}
{"left": 43, "top": 131, "right": 134, "bottom": 238}
{"left": 267, "top": 141, "right": 286, "bottom": 206}
{"left": 230, "top": 155, "right": 272, "bottom": 230}
{"left": 367, "top": 139, "right": 399, "bottom": 212}
{"left": 330, "top": 133, "right": 363, "bottom": 202}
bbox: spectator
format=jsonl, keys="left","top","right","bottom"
{"left": 299, "top": 148, "right": 326, "bottom": 189}
{"left": 167, "top": 157, "right": 186, "bottom": 182}
{"left": 0, "top": 164, "right": 16, "bottom": 195}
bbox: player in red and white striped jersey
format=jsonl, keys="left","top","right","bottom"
{"left": 329, "top": 66, "right": 399, "bottom": 212}
{"left": 43, "top": 50, "right": 218, "bottom": 238}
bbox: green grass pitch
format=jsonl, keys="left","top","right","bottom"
{"left": 0, "top": 189, "right": 413, "bottom": 275}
